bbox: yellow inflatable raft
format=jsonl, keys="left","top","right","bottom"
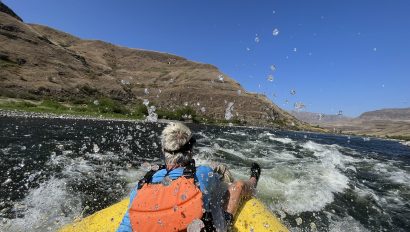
{"left": 59, "top": 197, "right": 288, "bottom": 232}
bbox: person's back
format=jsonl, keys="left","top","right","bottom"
{"left": 117, "top": 122, "right": 260, "bottom": 232}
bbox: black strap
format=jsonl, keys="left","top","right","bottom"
{"left": 201, "top": 212, "right": 216, "bottom": 232}
{"left": 137, "top": 164, "right": 165, "bottom": 189}
{"left": 137, "top": 160, "right": 197, "bottom": 189}
{"left": 182, "top": 159, "right": 196, "bottom": 179}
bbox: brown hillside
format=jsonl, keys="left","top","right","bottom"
{"left": 0, "top": 5, "right": 312, "bottom": 129}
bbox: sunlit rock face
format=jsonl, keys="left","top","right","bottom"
{"left": 0, "top": 3, "right": 313, "bottom": 129}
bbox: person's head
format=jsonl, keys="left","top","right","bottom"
{"left": 161, "top": 122, "right": 196, "bottom": 166}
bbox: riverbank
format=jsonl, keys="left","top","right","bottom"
{"left": 0, "top": 97, "right": 321, "bottom": 130}
{"left": 0, "top": 97, "right": 217, "bottom": 124}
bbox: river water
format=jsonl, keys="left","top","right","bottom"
{"left": 0, "top": 116, "right": 409, "bottom": 231}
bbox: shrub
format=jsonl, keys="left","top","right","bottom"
{"left": 133, "top": 102, "right": 148, "bottom": 117}
{"left": 157, "top": 107, "right": 199, "bottom": 122}
{"left": 89, "top": 98, "right": 130, "bottom": 115}
{"left": 40, "top": 99, "right": 67, "bottom": 110}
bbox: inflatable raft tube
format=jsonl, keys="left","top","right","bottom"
{"left": 59, "top": 197, "right": 288, "bottom": 232}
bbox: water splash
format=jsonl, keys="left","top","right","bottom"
{"left": 294, "top": 102, "right": 305, "bottom": 111}
{"left": 146, "top": 106, "right": 158, "bottom": 122}
{"left": 225, "top": 102, "right": 235, "bottom": 120}
{"left": 218, "top": 74, "right": 224, "bottom": 82}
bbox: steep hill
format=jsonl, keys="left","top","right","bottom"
{"left": 0, "top": 3, "right": 312, "bottom": 129}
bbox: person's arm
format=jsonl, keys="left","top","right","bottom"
{"left": 196, "top": 166, "right": 229, "bottom": 232}
{"left": 116, "top": 186, "right": 138, "bottom": 232}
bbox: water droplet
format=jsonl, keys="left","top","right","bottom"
{"left": 161, "top": 176, "right": 171, "bottom": 186}
{"left": 151, "top": 164, "right": 159, "bottom": 171}
{"left": 254, "top": 34, "right": 260, "bottom": 43}
{"left": 246, "top": 47, "right": 251, "bottom": 51}
{"left": 200, "top": 107, "right": 206, "bottom": 113}
{"left": 290, "top": 89, "right": 296, "bottom": 95}
{"left": 270, "top": 65, "right": 276, "bottom": 72}
{"left": 144, "top": 88, "right": 149, "bottom": 95}
{"left": 143, "top": 99, "right": 149, "bottom": 106}
{"left": 121, "top": 79, "right": 130, "bottom": 85}
{"left": 187, "top": 219, "right": 205, "bottom": 232}
{"left": 225, "top": 102, "right": 235, "bottom": 120}
{"left": 293, "top": 47, "right": 297, "bottom": 52}
{"left": 146, "top": 105, "right": 158, "bottom": 122}
{"left": 218, "top": 74, "right": 224, "bottom": 82}
{"left": 184, "top": 102, "right": 189, "bottom": 106}
{"left": 295, "top": 217, "right": 303, "bottom": 225}
{"left": 272, "top": 28, "right": 279, "bottom": 36}
{"left": 294, "top": 102, "right": 305, "bottom": 111}
{"left": 267, "top": 75, "right": 274, "bottom": 82}
{"left": 2, "top": 178, "right": 12, "bottom": 185}
{"left": 93, "top": 144, "right": 100, "bottom": 153}
{"left": 310, "top": 222, "right": 317, "bottom": 231}
{"left": 373, "top": 47, "right": 377, "bottom": 52}
{"left": 180, "top": 194, "right": 187, "bottom": 201}
{"left": 208, "top": 172, "right": 214, "bottom": 178}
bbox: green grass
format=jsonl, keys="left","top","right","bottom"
{"left": 0, "top": 98, "right": 148, "bottom": 120}
{"left": 157, "top": 106, "right": 199, "bottom": 122}
{"left": 385, "top": 135, "right": 410, "bottom": 141}
{"left": 1, "top": 98, "right": 271, "bottom": 127}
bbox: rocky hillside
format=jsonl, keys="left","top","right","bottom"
{"left": 290, "top": 111, "right": 351, "bottom": 125}
{"left": 358, "top": 108, "right": 410, "bottom": 121}
{"left": 0, "top": 2, "right": 313, "bottom": 129}
{"left": 291, "top": 108, "right": 410, "bottom": 137}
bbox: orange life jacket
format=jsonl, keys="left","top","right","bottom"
{"left": 129, "top": 168, "right": 204, "bottom": 232}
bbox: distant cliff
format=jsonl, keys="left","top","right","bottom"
{"left": 0, "top": 3, "right": 316, "bottom": 130}
{"left": 290, "top": 108, "right": 410, "bottom": 137}
{"left": 358, "top": 108, "right": 410, "bottom": 121}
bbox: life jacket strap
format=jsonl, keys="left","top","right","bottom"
{"left": 137, "top": 159, "right": 197, "bottom": 189}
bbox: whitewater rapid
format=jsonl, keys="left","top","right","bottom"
{"left": 0, "top": 117, "right": 409, "bottom": 231}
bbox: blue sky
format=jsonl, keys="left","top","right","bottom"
{"left": 4, "top": 0, "right": 410, "bottom": 116}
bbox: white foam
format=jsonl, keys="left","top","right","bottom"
{"left": 1, "top": 178, "right": 82, "bottom": 232}
{"left": 373, "top": 162, "right": 410, "bottom": 187}
{"left": 257, "top": 141, "right": 350, "bottom": 214}
{"left": 328, "top": 215, "right": 369, "bottom": 232}
{"left": 269, "top": 137, "right": 294, "bottom": 144}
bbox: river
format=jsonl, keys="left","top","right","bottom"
{"left": 0, "top": 116, "right": 409, "bottom": 231}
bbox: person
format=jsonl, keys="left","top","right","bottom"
{"left": 117, "top": 122, "right": 261, "bottom": 232}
